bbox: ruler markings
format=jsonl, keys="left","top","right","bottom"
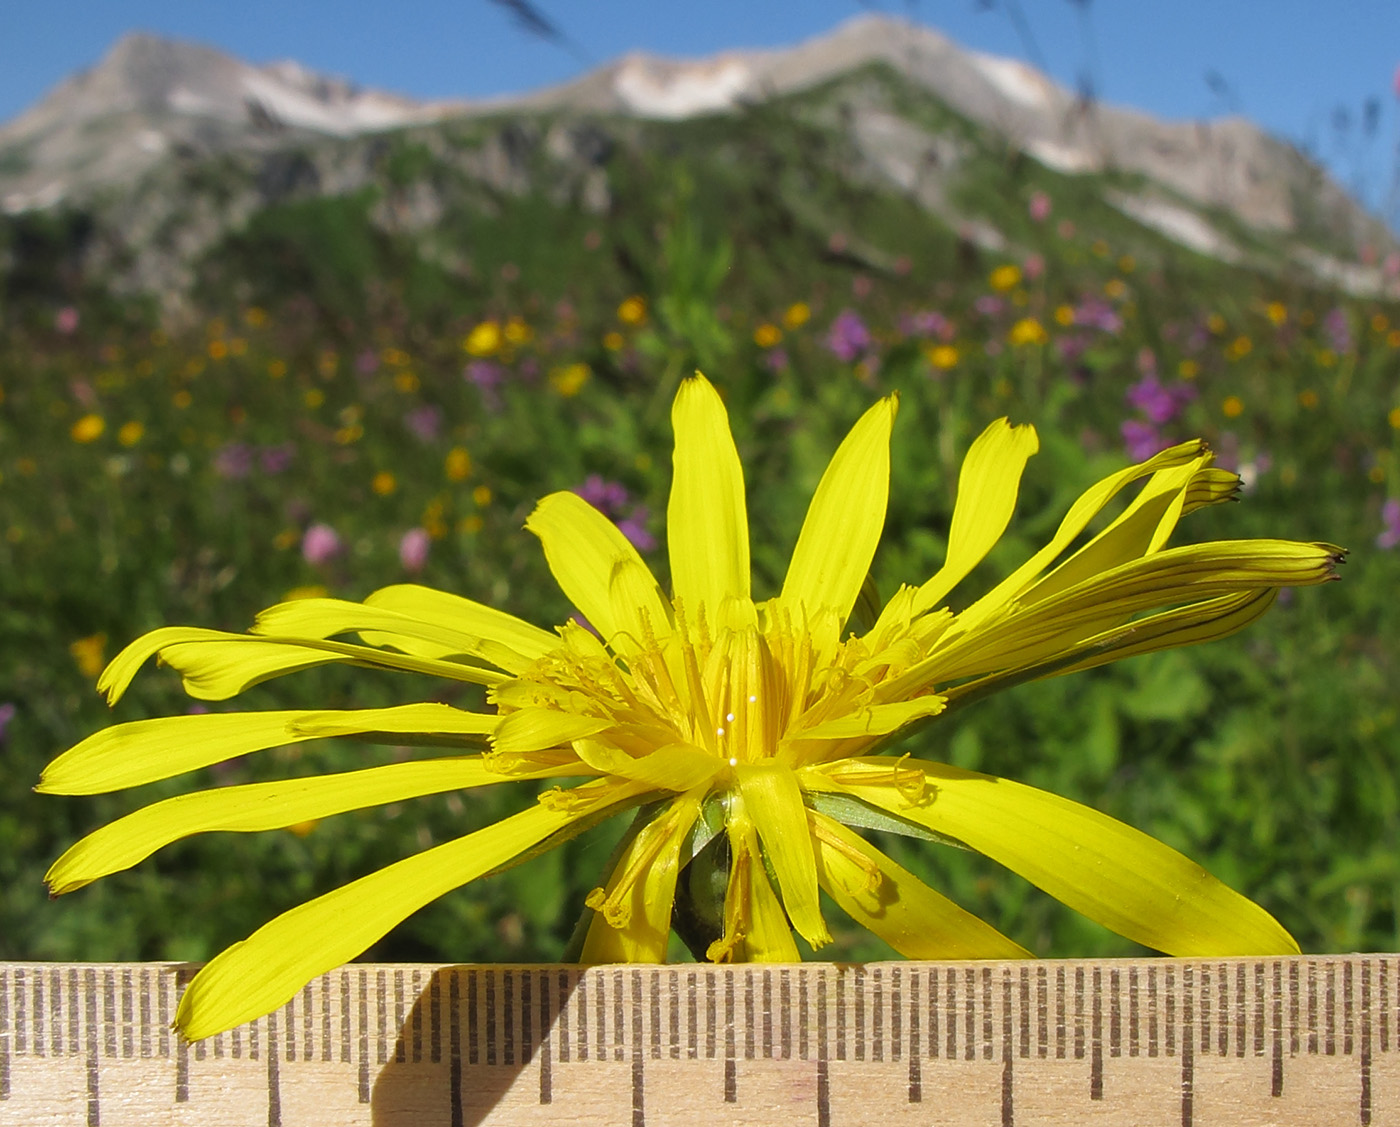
{"left": 1036, "top": 965, "right": 1047, "bottom": 1059}
{"left": 0, "top": 968, "right": 9, "bottom": 1100}
{"left": 780, "top": 967, "right": 792, "bottom": 1059}
{"left": 267, "top": 1010, "right": 282, "bottom": 1127}
{"left": 83, "top": 968, "right": 98, "bottom": 1127}
{"left": 6, "top": 959, "right": 1400, "bottom": 1125}
{"left": 538, "top": 971, "right": 553, "bottom": 1104}
{"left": 1362, "top": 960, "right": 1373, "bottom": 1127}
{"left": 982, "top": 965, "right": 993, "bottom": 1061}
{"left": 890, "top": 966, "right": 901, "bottom": 1061}
{"left": 723, "top": 968, "right": 735, "bottom": 1104}
{"left": 1182, "top": 963, "right": 1195, "bottom": 1127}
{"left": 1000, "top": 969, "right": 1013, "bottom": 1127}
{"left": 745, "top": 968, "right": 756, "bottom": 1062}
{"left": 612, "top": 968, "right": 624, "bottom": 1062}
{"left": 1091, "top": 965, "right": 1104, "bottom": 1101}
{"left": 816, "top": 967, "right": 830, "bottom": 1127}
{"left": 1056, "top": 965, "right": 1067, "bottom": 1059}
{"left": 666, "top": 969, "right": 678, "bottom": 1060}
{"left": 908, "top": 967, "right": 921, "bottom": 1102}
{"left": 1345, "top": 960, "right": 1355, "bottom": 1056}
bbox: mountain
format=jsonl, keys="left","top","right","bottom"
{"left": 0, "top": 15, "right": 1394, "bottom": 314}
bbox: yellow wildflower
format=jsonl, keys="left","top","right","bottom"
{"left": 989, "top": 265, "right": 1022, "bottom": 292}
{"left": 1008, "top": 318, "right": 1047, "bottom": 346}
{"left": 617, "top": 296, "right": 647, "bottom": 325}
{"left": 41, "top": 375, "right": 1340, "bottom": 1042}
{"left": 463, "top": 321, "right": 502, "bottom": 357}
{"left": 71, "top": 415, "right": 106, "bottom": 444}
{"left": 69, "top": 635, "right": 107, "bottom": 680}
{"left": 550, "top": 363, "right": 590, "bottom": 397}
{"left": 782, "top": 302, "right": 811, "bottom": 330}
{"left": 925, "top": 344, "right": 960, "bottom": 370}
{"left": 753, "top": 323, "right": 783, "bottom": 348}
{"left": 372, "top": 472, "right": 397, "bottom": 496}
{"left": 445, "top": 447, "right": 472, "bottom": 483}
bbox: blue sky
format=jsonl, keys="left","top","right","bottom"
{"left": 3, "top": 1, "right": 1399, "bottom": 210}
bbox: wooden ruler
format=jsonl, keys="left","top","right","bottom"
{"left": 1, "top": 956, "right": 1395, "bottom": 1125}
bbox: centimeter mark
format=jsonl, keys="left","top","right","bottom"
{"left": 0, "top": 957, "right": 1394, "bottom": 1126}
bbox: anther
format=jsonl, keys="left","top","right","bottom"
{"left": 726, "top": 712, "right": 735, "bottom": 722}
{"left": 728, "top": 757, "right": 738, "bottom": 767}
{"left": 748, "top": 695, "right": 757, "bottom": 703}
{"left": 716, "top": 727, "right": 725, "bottom": 737}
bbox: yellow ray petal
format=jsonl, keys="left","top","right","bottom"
{"left": 807, "top": 759, "right": 1299, "bottom": 957}
{"left": 38, "top": 705, "right": 499, "bottom": 795}
{"left": 40, "top": 711, "right": 324, "bottom": 795}
{"left": 958, "top": 439, "right": 1213, "bottom": 630}
{"left": 574, "top": 739, "right": 721, "bottom": 792}
{"left": 177, "top": 779, "right": 649, "bottom": 1040}
{"left": 580, "top": 788, "right": 705, "bottom": 962}
{"left": 810, "top": 812, "right": 1030, "bottom": 959}
{"left": 253, "top": 597, "right": 541, "bottom": 674}
{"left": 525, "top": 491, "right": 671, "bottom": 650}
{"left": 493, "top": 709, "right": 611, "bottom": 754}
{"left": 287, "top": 702, "right": 499, "bottom": 741}
{"left": 735, "top": 763, "right": 830, "bottom": 949}
{"left": 709, "top": 801, "right": 801, "bottom": 963}
{"left": 47, "top": 755, "right": 551, "bottom": 894}
{"left": 365, "top": 584, "right": 559, "bottom": 660}
{"left": 791, "top": 695, "right": 945, "bottom": 742}
{"left": 911, "top": 419, "right": 1039, "bottom": 615}
{"left": 667, "top": 373, "right": 752, "bottom": 623}
{"left": 779, "top": 394, "right": 898, "bottom": 626}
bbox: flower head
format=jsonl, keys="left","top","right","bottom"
{"left": 41, "top": 375, "right": 1342, "bottom": 1041}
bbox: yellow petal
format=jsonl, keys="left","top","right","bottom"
{"left": 791, "top": 695, "right": 945, "bottom": 742}
{"left": 810, "top": 812, "right": 1030, "bottom": 959}
{"left": 287, "top": 702, "right": 499, "bottom": 742}
{"left": 40, "top": 711, "right": 324, "bottom": 795}
{"left": 47, "top": 756, "right": 526, "bottom": 894}
{"left": 493, "top": 708, "right": 611, "bottom": 753}
{"left": 959, "top": 439, "right": 1212, "bottom": 629}
{"left": 667, "top": 374, "right": 752, "bottom": 624}
{"left": 734, "top": 763, "right": 830, "bottom": 949}
{"left": 580, "top": 789, "right": 705, "bottom": 962}
{"left": 365, "top": 584, "right": 559, "bottom": 661}
{"left": 175, "top": 801, "right": 583, "bottom": 1041}
{"left": 779, "top": 394, "right": 898, "bottom": 625}
{"left": 253, "top": 597, "right": 543, "bottom": 674}
{"left": 808, "top": 759, "right": 1300, "bottom": 957}
{"left": 38, "top": 705, "right": 499, "bottom": 796}
{"left": 911, "top": 419, "right": 1039, "bottom": 614}
{"left": 574, "top": 739, "right": 721, "bottom": 792}
{"left": 525, "top": 491, "right": 671, "bottom": 650}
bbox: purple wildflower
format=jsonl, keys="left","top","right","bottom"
{"left": 616, "top": 509, "right": 657, "bottom": 552}
{"left": 825, "top": 310, "right": 871, "bottom": 362}
{"left": 1323, "top": 307, "right": 1353, "bottom": 354}
{"left": 974, "top": 295, "right": 1005, "bottom": 317}
{"left": 0, "top": 702, "right": 15, "bottom": 745}
{"left": 302, "top": 523, "right": 342, "bottom": 565}
{"left": 1075, "top": 298, "right": 1122, "bottom": 334}
{"left": 1378, "top": 499, "right": 1400, "bottom": 550}
{"left": 404, "top": 405, "right": 443, "bottom": 443}
{"left": 1126, "top": 374, "right": 1196, "bottom": 426}
{"left": 1121, "top": 419, "right": 1166, "bottom": 461}
{"left": 355, "top": 350, "right": 380, "bottom": 376}
{"left": 213, "top": 443, "right": 254, "bottom": 480}
{"left": 259, "top": 443, "right": 296, "bottom": 475}
{"left": 54, "top": 306, "right": 79, "bottom": 335}
{"left": 399, "top": 527, "right": 431, "bottom": 572}
{"left": 465, "top": 360, "right": 506, "bottom": 411}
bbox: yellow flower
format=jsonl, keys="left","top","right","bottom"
{"left": 445, "top": 447, "right": 472, "bottom": 482}
{"left": 1226, "top": 336, "right": 1253, "bottom": 361}
{"left": 753, "top": 323, "right": 783, "bottom": 348}
{"left": 1178, "top": 360, "right": 1199, "bottom": 380}
{"left": 782, "top": 302, "right": 811, "bottom": 330}
{"left": 989, "top": 264, "right": 1022, "bottom": 292}
{"left": 71, "top": 415, "right": 106, "bottom": 443}
{"left": 471, "top": 484, "right": 493, "bottom": 507}
{"left": 550, "top": 362, "right": 590, "bottom": 397}
{"left": 1104, "top": 279, "right": 1127, "bottom": 300}
{"left": 1266, "top": 302, "right": 1287, "bottom": 326}
{"left": 41, "top": 375, "right": 1341, "bottom": 1041}
{"left": 372, "top": 471, "right": 397, "bottom": 496}
{"left": 1223, "top": 395, "right": 1245, "bottom": 418}
{"left": 924, "top": 344, "right": 960, "bottom": 370}
{"left": 117, "top": 421, "right": 145, "bottom": 447}
{"left": 1053, "top": 304, "right": 1075, "bottom": 327}
{"left": 1008, "top": 318, "right": 1047, "bottom": 346}
{"left": 503, "top": 317, "right": 533, "bottom": 345}
{"left": 69, "top": 634, "right": 107, "bottom": 679}
{"left": 617, "top": 296, "right": 647, "bottom": 325}
{"left": 463, "top": 321, "right": 502, "bottom": 357}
